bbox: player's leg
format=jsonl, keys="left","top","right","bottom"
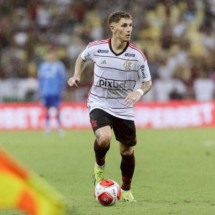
{"left": 55, "top": 106, "right": 64, "bottom": 135}
{"left": 93, "top": 126, "right": 112, "bottom": 185}
{"left": 43, "top": 96, "right": 51, "bottom": 133}
{"left": 119, "top": 144, "right": 136, "bottom": 202}
{"left": 54, "top": 96, "right": 62, "bottom": 130}
{"left": 51, "top": 95, "right": 64, "bottom": 135}
{"left": 113, "top": 117, "right": 137, "bottom": 202}
{"left": 46, "top": 107, "right": 50, "bottom": 131}
{"left": 119, "top": 144, "right": 135, "bottom": 191}
{"left": 94, "top": 126, "right": 112, "bottom": 166}
{"left": 89, "top": 109, "right": 113, "bottom": 185}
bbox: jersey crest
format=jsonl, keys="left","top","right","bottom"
{"left": 123, "top": 60, "right": 132, "bottom": 70}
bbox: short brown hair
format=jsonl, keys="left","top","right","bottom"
{"left": 108, "top": 11, "right": 132, "bottom": 24}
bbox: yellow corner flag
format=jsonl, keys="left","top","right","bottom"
{"left": 0, "top": 149, "right": 66, "bottom": 215}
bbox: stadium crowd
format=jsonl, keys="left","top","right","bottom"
{"left": 0, "top": 0, "right": 214, "bottom": 102}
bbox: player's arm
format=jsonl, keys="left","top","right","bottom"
{"left": 125, "top": 80, "right": 152, "bottom": 106}
{"left": 68, "top": 54, "right": 86, "bottom": 87}
{"left": 125, "top": 58, "right": 152, "bottom": 106}
{"left": 139, "top": 80, "right": 152, "bottom": 96}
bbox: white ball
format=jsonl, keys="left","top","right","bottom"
{"left": 94, "top": 179, "right": 121, "bottom": 206}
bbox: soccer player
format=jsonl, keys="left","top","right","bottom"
{"left": 38, "top": 50, "right": 67, "bottom": 134}
{"left": 68, "top": 11, "right": 152, "bottom": 202}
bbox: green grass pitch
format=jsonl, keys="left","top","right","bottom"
{"left": 0, "top": 128, "right": 215, "bottom": 215}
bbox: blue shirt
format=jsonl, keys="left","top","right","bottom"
{"left": 38, "top": 61, "right": 66, "bottom": 97}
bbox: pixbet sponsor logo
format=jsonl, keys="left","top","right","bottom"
{"left": 97, "top": 78, "right": 126, "bottom": 89}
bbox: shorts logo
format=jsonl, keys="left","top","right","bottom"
{"left": 91, "top": 119, "right": 97, "bottom": 128}
{"left": 97, "top": 78, "right": 126, "bottom": 89}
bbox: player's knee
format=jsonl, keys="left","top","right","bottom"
{"left": 121, "top": 147, "right": 134, "bottom": 156}
{"left": 97, "top": 134, "right": 111, "bottom": 147}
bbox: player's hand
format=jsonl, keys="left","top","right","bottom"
{"left": 68, "top": 77, "right": 80, "bottom": 87}
{"left": 124, "top": 91, "right": 142, "bottom": 106}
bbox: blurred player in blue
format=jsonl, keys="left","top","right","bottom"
{"left": 38, "top": 49, "right": 67, "bottom": 134}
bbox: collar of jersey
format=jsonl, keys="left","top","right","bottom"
{"left": 109, "top": 38, "right": 129, "bottom": 56}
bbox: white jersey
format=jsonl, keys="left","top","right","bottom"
{"left": 81, "top": 38, "right": 151, "bottom": 120}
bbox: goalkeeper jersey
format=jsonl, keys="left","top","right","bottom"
{"left": 38, "top": 61, "right": 66, "bottom": 97}
{"left": 81, "top": 38, "right": 151, "bottom": 120}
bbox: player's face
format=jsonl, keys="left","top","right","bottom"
{"left": 111, "top": 18, "right": 133, "bottom": 42}
{"left": 46, "top": 52, "right": 57, "bottom": 62}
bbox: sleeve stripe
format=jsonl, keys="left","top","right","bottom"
{"left": 88, "top": 39, "right": 109, "bottom": 47}
{"left": 129, "top": 43, "right": 146, "bottom": 61}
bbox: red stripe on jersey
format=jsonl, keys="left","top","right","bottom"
{"left": 129, "top": 42, "right": 146, "bottom": 61}
{"left": 88, "top": 39, "right": 109, "bottom": 47}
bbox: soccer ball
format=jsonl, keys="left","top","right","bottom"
{"left": 95, "top": 179, "right": 121, "bottom": 206}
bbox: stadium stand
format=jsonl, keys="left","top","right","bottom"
{"left": 0, "top": 0, "right": 214, "bottom": 102}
